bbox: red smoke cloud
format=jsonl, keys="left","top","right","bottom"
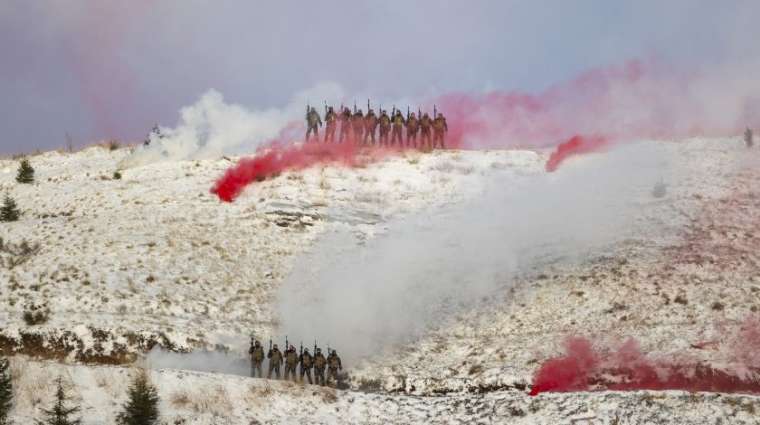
{"left": 530, "top": 317, "right": 760, "bottom": 396}
{"left": 434, "top": 59, "right": 746, "bottom": 152}
{"left": 545, "top": 135, "right": 609, "bottom": 172}
{"left": 211, "top": 128, "right": 400, "bottom": 202}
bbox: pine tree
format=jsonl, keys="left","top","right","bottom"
{"left": 15, "top": 159, "right": 34, "bottom": 184}
{"left": 0, "top": 358, "right": 12, "bottom": 425}
{"left": 0, "top": 196, "right": 20, "bottom": 223}
{"left": 35, "top": 377, "right": 80, "bottom": 425}
{"left": 117, "top": 372, "right": 160, "bottom": 425}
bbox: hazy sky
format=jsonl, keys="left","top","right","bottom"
{"left": 0, "top": 0, "right": 757, "bottom": 154}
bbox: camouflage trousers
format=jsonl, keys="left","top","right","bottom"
{"left": 353, "top": 128, "right": 364, "bottom": 143}
{"left": 325, "top": 124, "right": 337, "bottom": 143}
{"left": 300, "top": 367, "right": 313, "bottom": 384}
{"left": 284, "top": 364, "right": 298, "bottom": 381}
{"left": 339, "top": 125, "right": 351, "bottom": 143}
{"left": 267, "top": 363, "right": 281, "bottom": 379}
{"left": 419, "top": 130, "right": 431, "bottom": 148}
{"left": 433, "top": 130, "right": 445, "bottom": 149}
{"left": 251, "top": 361, "right": 263, "bottom": 378}
{"left": 407, "top": 132, "right": 417, "bottom": 147}
{"left": 391, "top": 128, "right": 403, "bottom": 145}
{"left": 379, "top": 130, "right": 389, "bottom": 145}
{"left": 314, "top": 367, "right": 326, "bottom": 386}
{"left": 364, "top": 129, "right": 376, "bottom": 145}
{"left": 305, "top": 125, "right": 319, "bottom": 142}
{"left": 327, "top": 367, "right": 340, "bottom": 386}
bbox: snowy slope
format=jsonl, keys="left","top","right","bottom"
{"left": 1, "top": 138, "right": 759, "bottom": 423}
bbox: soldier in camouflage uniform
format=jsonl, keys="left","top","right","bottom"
{"left": 313, "top": 347, "right": 327, "bottom": 386}
{"left": 432, "top": 112, "right": 448, "bottom": 149}
{"left": 745, "top": 127, "right": 754, "bottom": 148}
{"left": 326, "top": 349, "right": 343, "bottom": 387}
{"left": 324, "top": 106, "right": 338, "bottom": 143}
{"left": 299, "top": 348, "right": 314, "bottom": 384}
{"left": 284, "top": 344, "right": 299, "bottom": 382}
{"left": 352, "top": 109, "right": 365, "bottom": 143}
{"left": 305, "top": 107, "right": 322, "bottom": 142}
{"left": 390, "top": 110, "right": 406, "bottom": 146}
{"left": 267, "top": 344, "right": 283, "bottom": 379}
{"left": 339, "top": 107, "right": 352, "bottom": 143}
{"left": 419, "top": 112, "right": 432, "bottom": 148}
{"left": 406, "top": 112, "right": 419, "bottom": 148}
{"left": 378, "top": 110, "right": 391, "bottom": 146}
{"left": 364, "top": 109, "right": 378, "bottom": 145}
{"left": 249, "top": 339, "right": 265, "bottom": 378}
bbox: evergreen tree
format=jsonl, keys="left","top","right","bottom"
{"left": 117, "top": 372, "right": 160, "bottom": 425}
{"left": 0, "top": 196, "right": 19, "bottom": 223}
{"left": 35, "top": 377, "right": 80, "bottom": 425}
{"left": 15, "top": 159, "right": 34, "bottom": 184}
{"left": 0, "top": 358, "right": 12, "bottom": 425}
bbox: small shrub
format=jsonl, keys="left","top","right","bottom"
{"left": 36, "top": 377, "right": 81, "bottom": 425}
{"left": 0, "top": 358, "right": 12, "bottom": 425}
{"left": 117, "top": 371, "right": 160, "bottom": 425}
{"left": 108, "top": 140, "right": 121, "bottom": 151}
{"left": 113, "top": 171, "right": 122, "bottom": 180}
{"left": 22, "top": 302, "right": 50, "bottom": 326}
{"left": 0, "top": 195, "right": 20, "bottom": 222}
{"left": 0, "top": 238, "right": 41, "bottom": 269}
{"left": 16, "top": 159, "right": 34, "bottom": 184}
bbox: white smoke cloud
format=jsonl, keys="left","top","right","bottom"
{"left": 277, "top": 140, "right": 742, "bottom": 366}
{"left": 119, "top": 82, "right": 345, "bottom": 168}
{"left": 146, "top": 347, "right": 250, "bottom": 377}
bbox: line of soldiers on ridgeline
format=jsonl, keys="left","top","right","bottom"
{"left": 248, "top": 338, "right": 343, "bottom": 386}
{"left": 305, "top": 101, "right": 449, "bottom": 149}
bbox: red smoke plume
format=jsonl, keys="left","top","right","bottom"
{"left": 211, "top": 128, "right": 400, "bottom": 202}
{"left": 530, "top": 317, "right": 760, "bottom": 396}
{"left": 434, "top": 59, "right": 746, "bottom": 152}
{"left": 545, "top": 135, "right": 609, "bottom": 172}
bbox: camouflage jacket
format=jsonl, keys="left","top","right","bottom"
{"left": 268, "top": 348, "right": 283, "bottom": 365}
{"left": 285, "top": 349, "right": 299, "bottom": 367}
{"left": 314, "top": 353, "right": 327, "bottom": 369}
{"left": 328, "top": 354, "right": 342, "bottom": 370}
{"left": 300, "top": 352, "right": 313, "bottom": 369}
{"left": 433, "top": 116, "right": 448, "bottom": 132}
{"left": 306, "top": 111, "right": 322, "bottom": 127}
{"left": 250, "top": 345, "right": 265, "bottom": 362}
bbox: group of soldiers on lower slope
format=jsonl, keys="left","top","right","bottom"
{"left": 249, "top": 338, "right": 343, "bottom": 387}
{"left": 305, "top": 101, "right": 449, "bottom": 149}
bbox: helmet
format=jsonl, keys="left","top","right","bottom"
{"left": 328, "top": 106, "right": 334, "bottom": 112}
{"left": 273, "top": 344, "right": 278, "bottom": 349}
{"left": 357, "top": 109, "right": 363, "bottom": 114}
{"left": 310, "top": 107, "right": 316, "bottom": 112}
{"left": 316, "top": 348, "right": 321, "bottom": 353}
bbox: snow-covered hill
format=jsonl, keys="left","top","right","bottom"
{"left": 1, "top": 138, "right": 759, "bottom": 424}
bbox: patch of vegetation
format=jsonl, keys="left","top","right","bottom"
{"left": 107, "top": 140, "right": 121, "bottom": 151}
{"left": 22, "top": 301, "right": 50, "bottom": 326}
{"left": 113, "top": 171, "right": 122, "bottom": 180}
{"left": 36, "top": 377, "right": 81, "bottom": 425}
{"left": 0, "top": 195, "right": 20, "bottom": 222}
{"left": 0, "top": 358, "right": 12, "bottom": 425}
{"left": 117, "top": 371, "right": 160, "bottom": 425}
{"left": 16, "top": 159, "right": 34, "bottom": 184}
{"left": 0, "top": 237, "right": 41, "bottom": 269}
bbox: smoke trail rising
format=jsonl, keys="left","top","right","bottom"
{"left": 278, "top": 141, "right": 694, "bottom": 365}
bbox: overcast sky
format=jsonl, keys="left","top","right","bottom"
{"left": 1, "top": 0, "right": 758, "bottom": 154}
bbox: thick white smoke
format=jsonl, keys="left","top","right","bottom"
{"left": 277, "top": 140, "right": 743, "bottom": 366}
{"left": 119, "top": 82, "right": 345, "bottom": 168}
